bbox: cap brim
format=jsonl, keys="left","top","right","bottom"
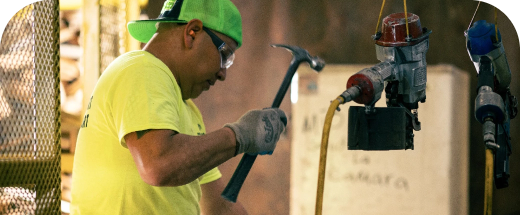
{"left": 127, "top": 19, "right": 188, "bottom": 43}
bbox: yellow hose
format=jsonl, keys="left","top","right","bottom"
{"left": 484, "top": 148, "right": 494, "bottom": 215}
{"left": 375, "top": 0, "right": 387, "bottom": 35}
{"left": 315, "top": 96, "right": 344, "bottom": 215}
{"left": 403, "top": 0, "right": 410, "bottom": 39}
{"left": 494, "top": 8, "right": 498, "bottom": 42}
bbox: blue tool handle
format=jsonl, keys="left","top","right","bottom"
{"left": 221, "top": 154, "right": 257, "bottom": 202}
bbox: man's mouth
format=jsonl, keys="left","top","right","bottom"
{"left": 204, "top": 80, "right": 214, "bottom": 91}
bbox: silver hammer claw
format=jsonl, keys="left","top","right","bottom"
{"left": 271, "top": 44, "right": 325, "bottom": 72}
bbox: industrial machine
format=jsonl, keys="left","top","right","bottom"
{"left": 464, "top": 4, "right": 517, "bottom": 214}
{"left": 346, "top": 12, "right": 431, "bottom": 151}
{"left": 314, "top": 10, "right": 432, "bottom": 215}
{"left": 467, "top": 19, "right": 516, "bottom": 189}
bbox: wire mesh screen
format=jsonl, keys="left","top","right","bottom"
{"left": 100, "top": 0, "right": 125, "bottom": 72}
{"left": 0, "top": 0, "right": 61, "bottom": 214}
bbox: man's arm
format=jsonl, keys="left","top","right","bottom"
{"left": 125, "top": 128, "right": 236, "bottom": 186}
{"left": 124, "top": 108, "right": 286, "bottom": 187}
{"left": 200, "top": 178, "right": 248, "bottom": 215}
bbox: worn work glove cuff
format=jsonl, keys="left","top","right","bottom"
{"left": 224, "top": 123, "right": 249, "bottom": 155}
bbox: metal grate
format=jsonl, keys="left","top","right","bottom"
{"left": 100, "top": 0, "right": 123, "bottom": 72}
{"left": 0, "top": 0, "right": 61, "bottom": 214}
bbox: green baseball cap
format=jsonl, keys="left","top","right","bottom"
{"left": 127, "top": 0, "right": 243, "bottom": 48}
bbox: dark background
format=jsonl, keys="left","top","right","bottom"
{"left": 145, "top": 1, "right": 520, "bottom": 214}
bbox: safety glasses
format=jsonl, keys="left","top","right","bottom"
{"left": 202, "top": 27, "right": 235, "bottom": 69}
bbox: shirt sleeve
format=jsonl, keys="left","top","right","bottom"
{"left": 199, "top": 167, "right": 222, "bottom": 185}
{"left": 109, "top": 62, "right": 181, "bottom": 147}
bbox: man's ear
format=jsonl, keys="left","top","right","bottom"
{"left": 183, "top": 19, "right": 204, "bottom": 49}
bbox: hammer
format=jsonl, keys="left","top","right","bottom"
{"left": 221, "top": 44, "right": 325, "bottom": 202}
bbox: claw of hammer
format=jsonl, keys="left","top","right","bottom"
{"left": 271, "top": 44, "right": 325, "bottom": 72}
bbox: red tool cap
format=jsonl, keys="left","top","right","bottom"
{"left": 376, "top": 13, "right": 424, "bottom": 47}
{"left": 346, "top": 73, "right": 376, "bottom": 105}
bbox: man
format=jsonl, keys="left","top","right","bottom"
{"left": 70, "top": 0, "right": 287, "bottom": 214}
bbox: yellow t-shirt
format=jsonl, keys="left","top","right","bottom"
{"left": 70, "top": 50, "right": 221, "bottom": 215}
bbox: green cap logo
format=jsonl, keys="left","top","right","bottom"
{"left": 160, "top": 0, "right": 176, "bottom": 14}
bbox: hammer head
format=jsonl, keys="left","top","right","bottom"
{"left": 271, "top": 44, "right": 325, "bottom": 72}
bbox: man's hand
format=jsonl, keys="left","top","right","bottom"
{"left": 224, "top": 108, "right": 287, "bottom": 155}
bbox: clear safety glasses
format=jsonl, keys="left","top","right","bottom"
{"left": 202, "top": 27, "right": 235, "bottom": 69}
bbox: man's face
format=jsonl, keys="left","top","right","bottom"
{"left": 184, "top": 29, "right": 237, "bottom": 100}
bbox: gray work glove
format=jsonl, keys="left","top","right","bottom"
{"left": 225, "top": 108, "right": 287, "bottom": 155}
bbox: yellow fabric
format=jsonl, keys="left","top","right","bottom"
{"left": 70, "top": 50, "right": 221, "bottom": 215}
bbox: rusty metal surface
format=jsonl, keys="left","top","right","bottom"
{"left": 376, "top": 13, "right": 425, "bottom": 47}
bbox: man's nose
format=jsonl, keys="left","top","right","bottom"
{"left": 217, "top": 68, "right": 227, "bottom": 81}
